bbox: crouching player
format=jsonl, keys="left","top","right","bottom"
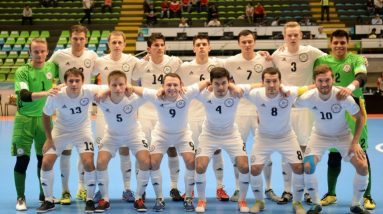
{"left": 94, "top": 70, "right": 151, "bottom": 212}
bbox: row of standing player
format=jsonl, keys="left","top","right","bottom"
{"left": 11, "top": 21, "right": 374, "bottom": 213}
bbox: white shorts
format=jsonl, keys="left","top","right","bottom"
{"left": 189, "top": 119, "right": 203, "bottom": 147}
{"left": 99, "top": 130, "right": 148, "bottom": 157}
{"left": 139, "top": 117, "right": 157, "bottom": 143}
{"left": 196, "top": 125, "right": 247, "bottom": 159}
{"left": 150, "top": 128, "right": 195, "bottom": 155}
{"left": 291, "top": 108, "right": 314, "bottom": 146}
{"left": 235, "top": 115, "right": 258, "bottom": 143}
{"left": 95, "top": 108, "right": 106, "bottom": 145}
{"left": 250, "top": 131, "right": 303, "bottom": 165}
{"left": 304, "top": 130, "right": 354, "bottom": 162}
{"left": 46, "top": 129, "right": 94, "bottom": 156}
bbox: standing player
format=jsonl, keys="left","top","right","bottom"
{"left": 314, "top": 29, "right": 375, "bottom": 210}
{"left": 12, "top": 38, "right": 59, "bottom": 211}
{"left": 92, "top": 31, "right": 146, "bottom": 202}
{"left": 177, "top": 34, "right": 230, "bottom": 201}
{"left": 49, "top": 24, "right": 98, "bottom": 204}
{"left": 130, "top": 73, "right": 210, "bottom": 211}
{"left": 37, "top": 68, "right": 100, "bottom": 213}
{"left": 93, "top": 70, "right": 151, "bottom": 212}
{"left": 243, "top": 67, "right": 307, "bottom": 214}
{"left": 296, "top": 64, "right": 370, "bottom": 214}
{"left": 194, "top": 67, "right": 250, "bottom": 213}
{"left": 272, "top": 21, "right": 326, "bottom": 204}
{"left": 223, "top": 29, "right": 275, "bottom": 202}
{"left": 132, "top": 33, "right": 185, "bottom": 201}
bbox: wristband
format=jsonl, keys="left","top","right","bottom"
{"left": 346, "top": 83, "right": 356, "bottom": 92}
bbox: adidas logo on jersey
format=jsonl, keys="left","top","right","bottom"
{"left": 237, "top": 66, "right": 241, "bottom": 70}
{"left": 189, "top": 71, "right": 194, "bottom": 75}
{"left": 62, "top": 105, "right": 67, "bottom": 109}
{"left": 261, "top": 104, "right": 266, "bottom": 107}
{"left": 66, "top": 62, "right": 70, "bottom": 66}
{"left": 312, "top": 106, "right": 318, "bottom": 110}
{"left": 104, "top": 66, "right": 109, "bottom": 70}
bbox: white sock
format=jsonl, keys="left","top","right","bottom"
{"left": 352, "top": 173, "right": 368, "bottom": 206}
{"left": 292, "top": 173, "right": 304, "bottom": 203}
{"left": 96, "top": 170, "right": 109, "bottom": 201}
{"left": 304, "top": 172, "right": 320, "bottom": 205}
{"left": 238, "top": 172, "right": 250, "bottom": 201}
{"left": 212, "top": 152, "right": 224, "bottom": 188}
{"left": 60, "top": 154, "right": 71, "bottom": 193}
{"left": 250, "top": 174, "right": 264, "bottom": 200}
{"left": 151, "top": 169, "right": 163, "bottom": 199}
{"left": 41, "top": 169, "right": 54, "bottom": 202}
{"left": 282, "top": 160, "right": 292, "bottom": 193}
{"left": 120, "top": 154, "right": 131, "bottom": 190}
{"left": 233, "top": 164, "right": 240, "bottom": 191}
{"left": 136, "top": 170, "right": 150, "bottom": 200}
{"left": 84, "top": 170, "right": 96, "bottom": 201}
{"left": 184, "top": 169, "right": 195, "bottom": 198}
{"left": 77, "top": 157, "right": 85, "bottom": 190}
{"left": 195, "top": 172, "right": 206, "bottom": 201}
{"left": 263, "top": 159, "right": 272, "bottom": 190}
{"left": 168, "top": 156, "right": 180, "bottom": 189}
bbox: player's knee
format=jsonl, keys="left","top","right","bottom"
{"left": 291, "top": 163, "right": 304, "bottom": 175}
{"left": 355, "top": 160, "right": 369, "bottom": 176}
{"left": 96, "top": 160, "right": 108, "bottom": 171}
{"left": 14, "top": 155, "right": 30, "bottom": 174}
{"left": 185, "top": 158, "right": 195, "bottom": 170}
{"left": 195, "top": 161, "right": 207, "bottom": 174}
{"left": 250, "top": 165, "right": 262, "bottom": 176}
{"left": 139, "top": 157, "right": 151, "bottom": 171}
{"left": 150, "top": 159, "right": 160, "bottom": 170}
{"left": 328, "top": 152, "right": 342, "bottom": 168}
{"left": 303, "top": 155, "right": 316, "bottom": 174}
{"left": 82, "top": 158, "right": 95, "bottom": 171}
{"left": 237, "top": 162, "right": 249, "bottom": 174}
{"left": 167, "top": 147, "right": 177, "bottom": 157}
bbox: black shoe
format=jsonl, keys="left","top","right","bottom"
{"left": 36, "top": 201, "right": 55, "bottom": 213}
{"left": 170, "top": 188, "right": 183, "bottom": 201}
{"left": 307, "top": 204, "right": 322, "bottom": 214}
{"left": 277, "top": 191, "right": 293, "bottom": 204}
{"left": 304, "top": 192, "right": 313, "bottom": 204}
{"left": 85, "top": 200, "right": 95, "bottom": 213}
{"left": 350, "top": 205, "right": 371, "bottom": 214}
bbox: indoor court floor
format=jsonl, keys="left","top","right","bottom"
{"left": 0, "top": 116, "right": 382, "bottom": 213}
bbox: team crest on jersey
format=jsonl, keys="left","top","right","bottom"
{"left": 254, "top": 64, "right": 263, "bottom": 73}
{"left": 122, "top": 63, "right": 130, "bottom": 72}
{"left": 299, "top": 53, "right": 309, "bottom": 62}
{"left": 176, "top": 100, "right": 186, "bottom": 109}
{"left": 123, "top": 105, "right": 133, "bottom": 114}
{"left": 149, "top": 145, "right": 155, "bottom": 152}
{"left": 331, "top": 104, "right": 342, "bottom": 113}
{"left": 224, "top": 98, "right": 234, "bottom": 107}
{"left": 96, "top": 137, "right": 102, "bottom": 144}
{"left": 46, "top": 72, "right": 52, "bottom": 80}
{"left": 208, "top": 65, "right": 215, "bottom": 72}
{"left": 343, "top": 64, "right": 351, "bottom": 73}
{"left": 17, "top": 148, "right": 25, "bottom": 156}
{"left": 250, "top": 155, "right": 256, "bottom": 164}
{"left": 279, "top": 98, "right": 289, "bottom": 108}
{"left": 84, "top": 59, "right": 92, "bottom": 68}
{"left": 163, "top": 66, "right": 172, "bottom": 74}
{"left": 80, "top": 98, "right": 89, "bottom": 106}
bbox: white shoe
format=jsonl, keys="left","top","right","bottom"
{"left": 238, "top": 200, "right": 250, "bottom": 213}
{"left": 16, "top": 197, "right": 27, "bottom": 211}
{"left": 195, "top": 200, "right": 206, "bottom": 213}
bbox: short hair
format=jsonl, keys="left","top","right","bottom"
{"left": 107, "top": 70, "right": 127, "bottom": 84}
{"left": 108, "top": 31, "right": 126, "bottom": 42}
{"left": 163, "top": 73, "right": 182, "bottom": 85}
{"left": 210, "top": 67, "right": 230, "bottom": 82}
{"left": 283, "top": 21, "right": 301, "bottom": 34}
{"left": 64, "top": 67, "right": 84, "bottom": 82}
{"left": 193, "top": 34, "right": 210, "bottom": 45}
{"left": 261, "top": 67, "right": 282, "bottom": 81}
{"left": 147, "top": 33, "right": 165, "bottom": 47}
{"left": 313, "top": 64, "right": 334, "bottom": 80}
{"left": 237, "top": 29, "right": 256, "bottom": 42}
{"left": 330, "top": 29, "right": 349, "bottom": 42}
{"left": 70, "top": 25, "right": 88, "bottom": 37}
{"left": 30, "top": 38, "right": 47, "bottom": 50}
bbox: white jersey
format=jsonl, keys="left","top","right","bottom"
{"left": 295, "top": 87, "right": 360, "bottom": 137}
{"left": 198, "top": 89, "right": 241, "bottom": 134}
{"left": 43, "top": 85, "right": 101, "bottom": 133}
{"left": 97, "top": 94, "right": 145, "bottom": 136}
{"left": 224, "top": 53, "right": 273, "bottom": 116}
{"left": 272, "top": 45, "right": 325, "bottom": 86}
{"left": 132, "top": 55, "right": 182, "bottom": 119}
{"left": 93, "top": 53, "right": 144, "bottom": 84}
{"left": 142, "top": 84, "right": 200, "bottom": 133}
{"left": 177, "top": 57, "right": 224, "bottom": 121}
{"left": 49, "top": 48, "right": 98, "bottom": 84}
{"left": 244, "top": 86, "right": 298, "bottom": 138}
